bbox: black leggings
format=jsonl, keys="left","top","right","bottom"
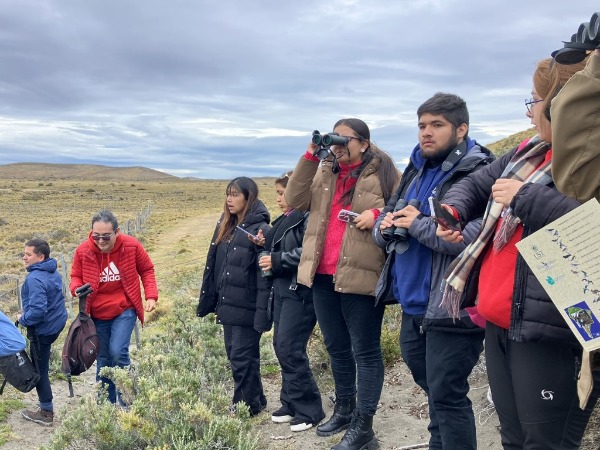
{"left": 486, "top": 322, "right": 600, "bottom": 449}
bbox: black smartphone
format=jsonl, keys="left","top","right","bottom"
{"left": 430, "top": 197, "right": 461, "bottom": 232}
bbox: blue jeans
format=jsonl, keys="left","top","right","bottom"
{"left": 312, "top": 274, "right": 385, "bottom": 415}
{"left": 28, "top": 329, "right": 62, "bottom": 413}
{"left": 94, "top": 308, "right": 137, "bottom": 404}
{"left": 400, "top": 312, "right": 484, "bottom": 450}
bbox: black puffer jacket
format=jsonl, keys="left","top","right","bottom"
{"left": 256, "top": 209, "right": 311, "bottom": 317}
{"left": 197, "top": 200, "right": 271, "bottom": 330}
{"left": 443, "top": 145, "right": 582, "bottom": 345}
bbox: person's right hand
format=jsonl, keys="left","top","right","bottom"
{"left": 307, "top": 142, "right": 319, "bottom": 156}
{"left": 259, "top": 254, "right": 272, "bottom": 271}
{"left": 249, "top": 229, "right": 265, "bottom": 246}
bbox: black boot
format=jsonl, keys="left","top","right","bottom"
{"left": 316, "top": 397, "right": 356, "bottom": 437}
{"left": 331, "top": 410, "right": 379, "bottom": 450}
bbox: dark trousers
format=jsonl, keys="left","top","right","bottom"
{"left": 28, "top": 329, "right": 62, "bottom": 412}
{"left": 273, "top": 281, "right": 324, "bottom": 422}
{"left": 400, "top": 312, "right": 484, "bottom": 450}
{"left": 486, "top": 321, "right": 600, "bottom": 450}
{"left": 223, "top": 324, "right": 266, "bottom": 415}
{"left": 312, "top": 274, "right": 385, "bottom": 415}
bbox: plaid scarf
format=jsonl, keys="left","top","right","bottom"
{"left": 440, "top": 138, "right": 553, "bottom": 319}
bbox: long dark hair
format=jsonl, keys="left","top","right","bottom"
{"left": 333, "top": 118, "right": 399, "bottom": 205}
{"left": 215, "top": 177, "right": 259, "bottom": 244}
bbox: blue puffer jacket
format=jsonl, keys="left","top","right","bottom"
{"left": 19, "top": 258, "right": 68, "bottom": 336}
{"left": 0, "top": 311, "right": 26, "bottom": 356}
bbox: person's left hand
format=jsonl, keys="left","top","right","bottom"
{"left": 145, "top": 299, "right": 157, "bottom": 312}
{"left": 354, "top": 210, "right": 376, "bottom": 230}
{"left": 16, "top": 312, "right": 22, "bottom": 323}
{"left": 392, "top": 205, "right": 420, "bottom": 229}
{"left": 492, "top": 179, "right": 524, "bottom": 207}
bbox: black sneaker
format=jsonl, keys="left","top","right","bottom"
{"left": 271, "top": 406, "right": 294, "bottom": 423}
{"left": 290, "top": 416, "right": 315, "bottom": 432}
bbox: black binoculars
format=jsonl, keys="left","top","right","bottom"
{"left": 311, "top": 130, "right": 351, "bottom": 160}
{"left": 381, "top": 199, "right": 421, "bottom": 241}
{"left": 553, "top": 11, "right": 600, "bottom": 65}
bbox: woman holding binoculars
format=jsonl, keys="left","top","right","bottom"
{"left": 285, "top": 118, "right": 399, "bottom": 450}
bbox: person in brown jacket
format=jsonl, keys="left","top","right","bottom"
{"left": 285, "top": 118, "right": 399, "bottom": 450}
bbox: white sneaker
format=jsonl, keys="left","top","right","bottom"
{"left": 271, "top": 407, "right": 294, "bottom": 423}
{"left": 290, "top": 417, "right": 314, "bottom": 432}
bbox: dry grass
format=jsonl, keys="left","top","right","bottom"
{"left": 0, "top": 176, "right": 280, "bottom": 313}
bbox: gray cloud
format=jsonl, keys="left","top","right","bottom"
{"left": 0, "top": 0, "right": 597, "bottom": 178}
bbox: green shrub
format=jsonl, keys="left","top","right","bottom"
{"left": 43, "top": 295, "right": 259, "bottom": 450}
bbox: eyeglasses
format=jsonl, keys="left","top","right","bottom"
{"left": 91, "top": 232, "right": 115, "bottom": 241}
{"left": 525, "top": 98, "right": 544, "bottom": 113}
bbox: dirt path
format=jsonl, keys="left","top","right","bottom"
{"left": 257, "top": 358, "right": 501, "bottom": 449}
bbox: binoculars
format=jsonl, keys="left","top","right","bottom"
{"left": 381, "top": 199, "right": 421, "bottom": 241}
{"left": 553, "top": 11, "right": 600, "bottom": 65}
{"left": 311, "top": 130, "right": 351, "bottom": 160}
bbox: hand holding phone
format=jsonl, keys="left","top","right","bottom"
{"left": 236, "top": 225, "right": 258, "bottom": 240}
{"left": 430, "top": 198, "right": 461, "bottom": 233}
{"left": 338, "top": 209, "right": 360, "bottom": 223}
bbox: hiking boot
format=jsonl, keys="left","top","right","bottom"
{"left": 316, "top": 397, "right": 356, "bottom": 437}
{"left": 21, "top": 408, "right": 53, "bottom": 426}
{"left": 271, "top": 406, "right": 294, "bottom": 423}
{"left": 331, "top": 410, "right": 379, "bottom": 450}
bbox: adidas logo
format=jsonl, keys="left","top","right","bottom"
{"left": 100, "top": 262, "right": 121, "bottom": 282}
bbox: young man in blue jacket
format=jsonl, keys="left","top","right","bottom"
{"left": 17, "top": 238, "right": 67, "bottom": 426}
{"left": 373, "top": 93, "right": 494, "bottom": 450}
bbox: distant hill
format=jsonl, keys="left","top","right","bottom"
{"left": 486, "top": 128, "right": 537, "bottom": 156}
{"left": 0, "top": 163, "right": 176, "bottom": 181}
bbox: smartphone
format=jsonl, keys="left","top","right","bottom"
{"left": 338, "top": 209, "right": 360, "bottom": 223}
{"left": 430, "top": 197, "right": 461, "bottom": 232}
{"left": 236, "top": 225, "right": 258, "bottom": 240}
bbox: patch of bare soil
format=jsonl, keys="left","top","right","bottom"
{"left": 256, "top": 359, "right": 501, "bottom": 450}
{"left": 1, "top": 362, "right": 97, "bottom": 450}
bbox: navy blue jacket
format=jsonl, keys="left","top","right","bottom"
{"left": 19, "top": 258, "right": 68, "bottom": 336}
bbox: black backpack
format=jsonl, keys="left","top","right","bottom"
{"left": 0, "top": 344, "right": 40, "bottom": 395}
{"left": 61, "top": 284, "right": 100, "bottom": 397}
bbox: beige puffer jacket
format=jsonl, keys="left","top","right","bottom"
{"left": 285, "top": 155, "right": 386, "bottom": 296}
{"left": 551, "top": 54, "right": 600, "bottom": 410}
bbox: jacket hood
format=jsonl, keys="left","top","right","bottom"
{"left": 238, "top": 199, "right": 270, "bottom": 227}
{"left": 27, "top": 257, "right": 58, "bottom": 273}
{"left": 410, "top": 137, "right": 493, "bottom": 171}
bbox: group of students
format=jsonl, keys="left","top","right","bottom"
{"left": 1, "top": 33, "right": 599, "bottom": 450}
{"left": 0, "top": 209, "right": 158, "bottom": 426}
{"left": 197, "top": 48, "right": 600, "bottom": 450}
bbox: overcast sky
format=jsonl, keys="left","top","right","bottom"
{"left": 0, "top": 1, "right": 596, "bottom": 179}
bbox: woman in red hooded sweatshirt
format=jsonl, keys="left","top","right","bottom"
{"left": 70, "top": 209, "right": 157, "bottom": 405}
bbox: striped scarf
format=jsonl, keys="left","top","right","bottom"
{"left": 440, "top": 138, "right": 553, "bottom": 319}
